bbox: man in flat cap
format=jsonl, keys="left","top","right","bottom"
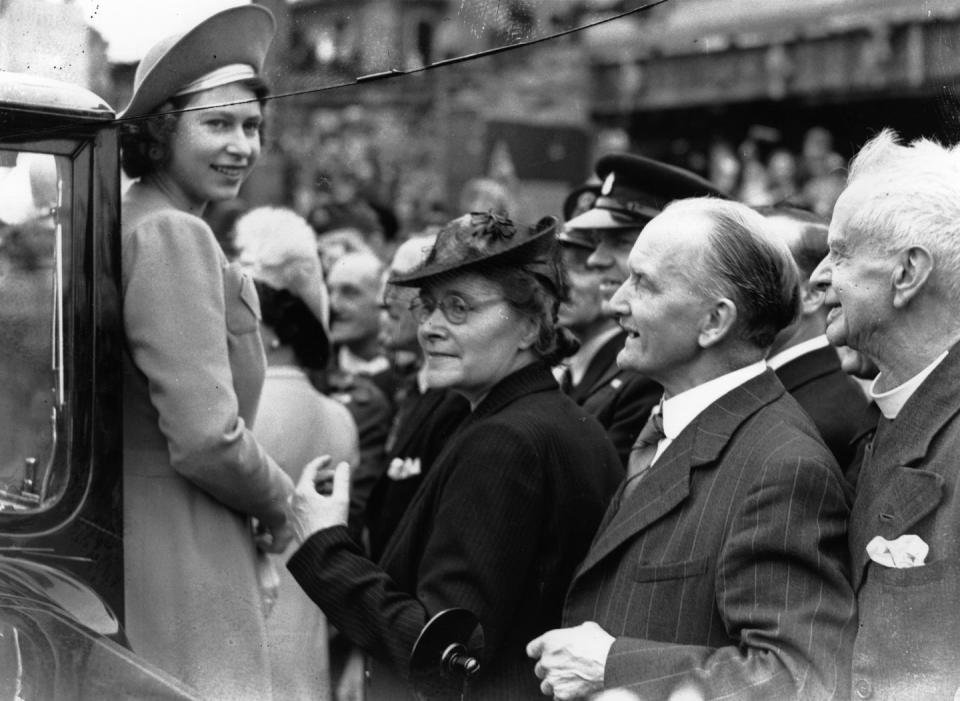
{"left": 555, "top": 154, "right": 726, "bottom": 463}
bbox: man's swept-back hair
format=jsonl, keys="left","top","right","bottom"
{"left": 841, "top": 128, "right": 960, "bottom": 299}
{"left": 666, "top": 197, "right": 801, "bottom": 349}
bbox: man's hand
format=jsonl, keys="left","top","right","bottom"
{"left": 288, "top": 456, "right": 351, "bottom": 544}
{"left": 526, "top": 621, "right": 615, "bottom": 700}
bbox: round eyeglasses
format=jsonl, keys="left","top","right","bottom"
{"left": 409, "top": 294, "right": 503, "bottom": 325}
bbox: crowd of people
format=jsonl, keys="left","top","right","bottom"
{"left": 112, "top": 4, "right": 960, "bottom": 701}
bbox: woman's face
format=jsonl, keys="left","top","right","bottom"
{"left": 161, "top": 83, "right": 262, "bottom": 209}
{"left": 417, "top": 272, "right": 536, "bottom": 406}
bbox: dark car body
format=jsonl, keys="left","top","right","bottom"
{"left": 0, "top": 71, "right": 199, "bottom": 701}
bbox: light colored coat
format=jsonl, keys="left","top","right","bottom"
{"left": 121, "top": 181, "right": 293, "bottom": 701}
{"left": 254, "top": 366, "right": 359, "bottom": 701}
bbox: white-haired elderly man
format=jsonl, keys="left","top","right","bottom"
{"left": 810, "top": 129, "right": 960, "bottom": 701}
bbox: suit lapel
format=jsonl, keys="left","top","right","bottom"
{"left": 848, "top": 347, "right": 960, "bottom": 588}
{"left": 575, "top": 370, "right": 785, "bottom": 578}
{"left": 773, "top": 345, "right": 840, "bottom": 392}
{"left": 570, "top": 332, "right": 625, "bottom": 404}
{"left": 389, "top": 389, "right": 447, "bottom": 458}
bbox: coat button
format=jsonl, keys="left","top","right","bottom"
{"left": 854, "top": 679, "right": 873, "bottom": 699}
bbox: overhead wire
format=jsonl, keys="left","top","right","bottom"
{"left": 0, "top": 0, "right": 669, "bottom": 142}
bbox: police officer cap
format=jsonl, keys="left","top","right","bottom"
{"left": 564, "top": 153, "right": 728, "bottom": 231}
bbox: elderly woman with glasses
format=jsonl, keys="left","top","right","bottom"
{"left": 286, "top": 212, "right": 623, "bottom": 700}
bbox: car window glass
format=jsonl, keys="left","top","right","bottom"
{"left": 0, "top": 150, "right": 68, "bottom": 513}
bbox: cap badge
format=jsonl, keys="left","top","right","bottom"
{"left": 601, "top": 172, "right": 615, "bottom": 196}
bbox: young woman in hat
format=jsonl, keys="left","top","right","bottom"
{"left": 286, "top": 212, "right": 623, "bottom": 700}
{"left": 119, "top": 7, "right": 312, "bottom": 699}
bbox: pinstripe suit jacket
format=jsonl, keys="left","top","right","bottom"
{"left": 564, "top": 369, "right": 857, "bottom": 700}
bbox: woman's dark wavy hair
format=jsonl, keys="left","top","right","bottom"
{"left": 471, "top": 241, "right": 580, "bottom": 365}
{"left": 120, "top": 77, "right": 269, "bottom": 179}
{"left": 254, "top": 280, "right": 330, "bottom": 371}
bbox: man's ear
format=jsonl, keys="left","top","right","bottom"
{"left": 892, "top": 245, "right": 933, "bottom": 309}
{"left": 699, "top": 298, "right": 737, "bottom": 348}
{"left": 799, "top": 279, "right": 825, "bottom": 316}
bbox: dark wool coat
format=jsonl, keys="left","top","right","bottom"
{"left": 564, "top": 369, "right": 857, "bottom": 700}
{"left": 365, "top": 385, "right": 470, "bottom": 561}
{"left": 289, "top": 362, "right": 622, "bottom": 701}
{"left": 774, "top": 344, "right": 877, "bottom": 474}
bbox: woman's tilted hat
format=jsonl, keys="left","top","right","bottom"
{"left": 120, "top": 5, "right": 276, "bottom": 119}
{"left": 390, "top": 212, "right": 561, "bottom": 291}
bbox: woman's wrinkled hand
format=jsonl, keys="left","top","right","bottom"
{"left": 289, "top": 455, "right": 351, "bottom": 545}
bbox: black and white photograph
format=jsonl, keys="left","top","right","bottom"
{"left": 1, "top": 1, "right": 959, "bottom": 699}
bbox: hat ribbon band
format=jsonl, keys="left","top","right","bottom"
{"left": 173, "top": 64, "right": 257, "bottom": 98}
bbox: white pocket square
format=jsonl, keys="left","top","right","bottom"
{"left": 866, "top": 534, "right": 929, "bottom": 568}
{"left": 387, "top": 457, "right": 421, "bottom": 481}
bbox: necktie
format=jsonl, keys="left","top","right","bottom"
{"left": 622, "top": 405, "right": 665, "bottom": 501}
{"left": 559, "top": 366, "right": 574, "bottom": 395}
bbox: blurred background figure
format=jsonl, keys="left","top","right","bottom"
{"left": 766, "top": 148, "right": 799, "bottom": 203}
{"left": 235, "top": 205, "right": 360, "bottom": 701}
{"left": 759, "top": 204, "right": 877, "bottom": 474}
{"left": 458, "top": 176, "right": 515, "bottom": 217}
{"left": 311, "top": 200, "right": 385, "bottom": 271}
{"left": 327, "top": 250, "right": 392, "bottom": 397}
{"left": 335, "top": 233, "right": 471, "bottom": 701}
{"left": 318, "top": 249, "right": 393, "bottom": 544}
{"left": 366, "top": 234, "right": 470, "bottom": 560}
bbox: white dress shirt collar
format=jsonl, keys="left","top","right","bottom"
{"left": 871, "top": 350, "right": 948, "bottom": 419}
{"left": 766, "top": 335, "right": 831, "bottom": 370}
{"left": 661, "top": 360, "right": 768, "bottom": 442}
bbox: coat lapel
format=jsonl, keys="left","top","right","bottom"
{"left": 848, "top": 346, "right": 960, "bottom": 589}
{"left": 773, "top": 345, "right": 840, "bottom": 392}
{"left": 389, "top": 388, "right": 447, "bottom": 458}
{"left": 575, "top": 369, "right": 784, "bottom": 578}
{"left": 570, "top": 332, "right": 625, "bottom": 404}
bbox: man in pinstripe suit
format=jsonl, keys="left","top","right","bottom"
{"left": 528, "top": 197, "right": 856, "bottom": 700}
